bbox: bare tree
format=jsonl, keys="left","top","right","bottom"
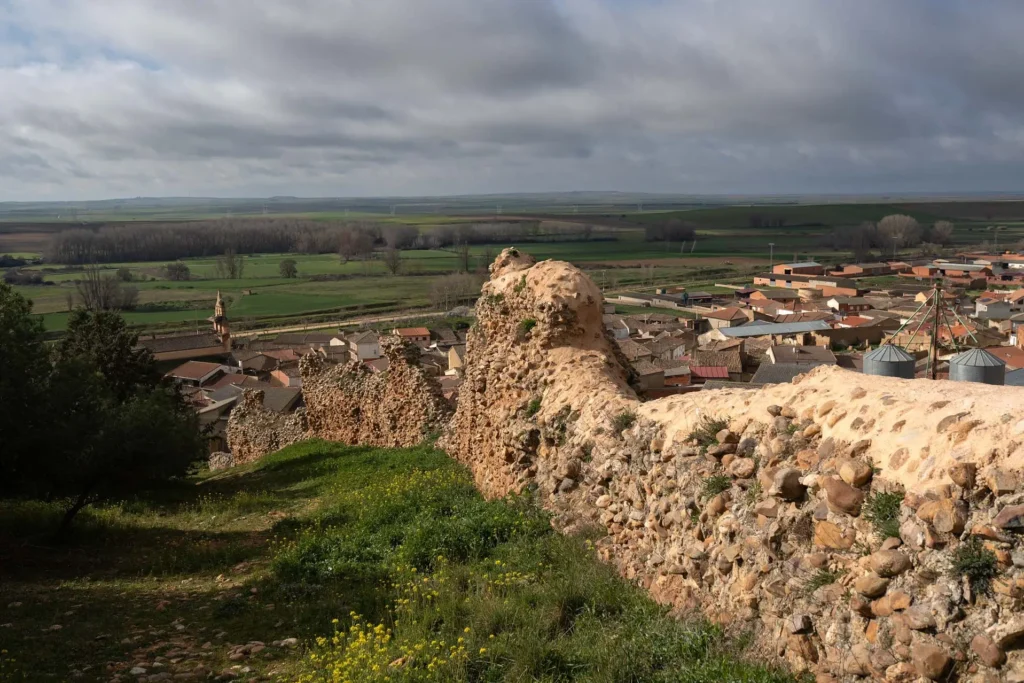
{"left": 74, "top": 265, "right": 138, "bottom": 311}
{"left": 455, "top": 242, "right": 472, "bottom": 273}
{"left": 928, "top": 220, "right": 955, "bottom": 245}
{"left": 477, "top": 246, "right": 494, "bottom": 273}
{"left": 215, "top": 249, "right": 245, "bottom": 279}
{"left": 381, "top": 247, "right": 403, "bottom": 276}
{"left": 429, "top": 273, "right": 484, "bottom": 310}
{"left": 877, "top": 214, "right": 921, "bottom": 257}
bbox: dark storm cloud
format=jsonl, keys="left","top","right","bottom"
{"left": 2, "top": 0, "right": 1024, "bottom": 199}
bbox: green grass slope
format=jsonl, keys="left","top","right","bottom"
{"left": 0, "top": 441, "right": 792, "bottom": 683}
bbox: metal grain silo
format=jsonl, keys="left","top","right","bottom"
{"left": 949, "top": 348, "right": 1005, "bottom": 385}
{"left": 863, "top": 345, "right": 916, "bottom": 379}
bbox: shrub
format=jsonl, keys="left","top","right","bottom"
{"left": 517, "top": 318, "right": 537, "bottom": 338}
{"left": 863, "top": 491, "right": 904, "bottom": 540}
{"left": 525, "top": 398, "right": 542, "bottom": 418}
{"left": 951, "top": 537, "right": 998, "bottom": 594}
{"left": 514, "top": 275, "right": 527, "bottom": 293}
{"left": 687, "top": 415, "right": 728, "bottom": 454}
{"left": 701, "top": 475, "right": 732, "bottom": 499}
{"left": 611, "top": 410, "right": 636, "bottom": 432}
{"left": 805, "top": 568, "right": 846, "bottom": 591}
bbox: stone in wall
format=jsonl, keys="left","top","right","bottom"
{"left": 225, "top": 390, "right": 308, "bottom": 465}
{"left": 301, "top": 336, "right": 451, "bottom": 448}
{"left": 445, "top": 247, "right": 1024, "bottom": 681}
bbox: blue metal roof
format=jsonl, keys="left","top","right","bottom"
{"left": 719, "top": 320, "right": 831, "bottom": 338}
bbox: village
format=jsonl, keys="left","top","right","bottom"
{"left": 142, "top": 249, "right": 1024, "bottom": 457}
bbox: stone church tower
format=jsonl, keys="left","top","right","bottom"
{"left": 212, "top": 291, "right": 230, "bottom": 350}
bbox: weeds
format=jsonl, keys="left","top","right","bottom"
{"left": 745, "top": 481, "right": 762, "bottom": 504}
{"left": 862, "top": 490, "right": 904, "bottom": 540}
{"left": 514, "top": 275, "right": 527, "bottom": 293}
{"left": 517, "top": 318, "right": 537, "bottom": 339}
{"left": 805, "top": 568, "right": 846, "bottom": 592}
{"left": 687, "top": 415, "right": 729, "bottom": 454}
{"left": 701, "top": 475, "right": 732, "bottom": 499}
{"left": 525, "top": 398, "right": 542, "bottom": 418}
{"left": 611, "top": 410, "right": 637, "bottom": 432}
{"left": 951, "top": 536, "right": 998, "bottom": 595}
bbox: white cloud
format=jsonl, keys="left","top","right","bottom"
{"left": 1, "top": 0, "right": 1024, "bottom": 199}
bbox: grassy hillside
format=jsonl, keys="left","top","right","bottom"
{"left": 0, "top": 441, "right": 791, "bottom": 683}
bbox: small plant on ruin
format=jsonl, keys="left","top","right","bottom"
{"left": 863, "top": 490, "right": 904, "bottom": 540}
{"left": 805, "top": 568, "right": 846, "bottom": 592}
{"left": 580, "top": 442, "right": 594, "bottom": 462}
{"left": 514, "top": 275, "right": 527, "bottom": 293}
{"left": 525, "top": 398, "right": 542, "bottom": 418}
{"left": 745, "top": 481, "right": 762, "bottom": 504}
{"left": 517, "top": 318, "right": 537, "bottom": 339}
{"left": 687, "top": 415, "right": 728, "bottom": 454}
{"left": 785, "top": 422, "right": 800, "bottom": 436}
{"left": 701, "top": 475, "right": 732, "bottom": 499}
{"left": 951, "top": 536, "right": 998, "bottom": 595}
{"left": 611, "top": 410, "right": 636, "bottom": 432}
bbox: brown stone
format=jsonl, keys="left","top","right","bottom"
{"left": 993, "top": 505, "right": 1024, "bottom": 531}
{"left": 854, "top": 573, "right": 891, "bottom": 598}
{"left": 865, "top": 619, "right": 880, "bottom": 644}
{"left": 754, "top": 499, "right": 779, "bottom": 518}
{"left": 839, "top": 459, "right": 873, "bottom": 487}
{"left": 771, "top": 467, "right": 806, "bottom": 501}
{"left": 795, "top": 449, "right": 821, "bottom": 470}
{"left": 728, "top": 457, "right": 756, "bottom": 479}
{"left": 931, "top": 499, "right": 968, "bottom": 535}
{"left": 970, "top": 634, "right": 1005, "bottom": 669}
{"left": 716, "top": 428, "right": 739, "bottom": 444}
{"left": 869, "top": 550, "right": 912, "bottom": 578}
{"left": 913, "top": 643, "right": 952, "bottom": 680}
{"left": 987, "top": 468, "right": 1018, "bottom": 495}
{"left": 872, "top": 591, "right": 911, "bottom": 617}
{"left": 705, "top": 492, "right": 729, "bottom": 517}
{"left": 823, "top": 476, "right": 865, "bottom": 516}
{"left": 814, "top": 521, "right": 856, "bottom": 550}
{"left": 903, "top": 605, "right": 936, "bottom": 630}
{"left": 817, "top": 400, "right": 836, "bottom": 416}
{"left": 949, "top": 462, "right": 977, "bottom": 489}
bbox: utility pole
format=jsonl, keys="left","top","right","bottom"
{"left": 769, "top": 243, "right": 775, "bottom": 270}
{"left": 930, "top": 283, "right": 942, "bottom": 380}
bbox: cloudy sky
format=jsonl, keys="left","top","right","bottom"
{"left": 2, "top": 0, "right": 1023, "bottom": 200}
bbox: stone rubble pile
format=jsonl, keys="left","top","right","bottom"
{"left": 224, "top": 390, "right": 307, "bottom": 465}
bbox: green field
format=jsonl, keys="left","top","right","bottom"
{"left": 5, "top": 198, "right": 1018, "bottom": 332}
{"left": 0, "top": 440, "right": 792, "bottom": 682}
{"left": 12, "top": 236, "right": 770, "bottom": 332}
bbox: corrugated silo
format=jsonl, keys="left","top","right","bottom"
{"left": 862, "top": 345, "right": 916, "bottom": 379}
{"left": 949, "top": 348, "right": 1005, "bottom": 385}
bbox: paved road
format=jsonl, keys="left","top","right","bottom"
{"left": 233, "top": 309, "right": 447, "bottom": 338}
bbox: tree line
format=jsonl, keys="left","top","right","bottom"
{"left": 0, "top": 283, "right": 205, "bottom": 536}
{"left": 44, "top": 218, "right": 602, "bottom": 265}
{"left": 819, "top": 215, "right": 955, "bottom": 260}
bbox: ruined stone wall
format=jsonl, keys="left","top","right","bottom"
{"left": 225, "top": 390, "right": 307, "bottom": 465}
{"left": 444, "top": 248, "right": 1024, "bottom": 682}
{"left": 226, "top": 338, "right": 451, "bottom": 462}
{"left": 300, "top": 337, "right": 451, "bottom": 448}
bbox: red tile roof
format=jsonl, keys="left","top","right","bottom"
{"left": 394, "top": 327, "right": 430, "bottom": 337}
{"left": 689, "top": 365, "right": 730, "bottom": 380}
